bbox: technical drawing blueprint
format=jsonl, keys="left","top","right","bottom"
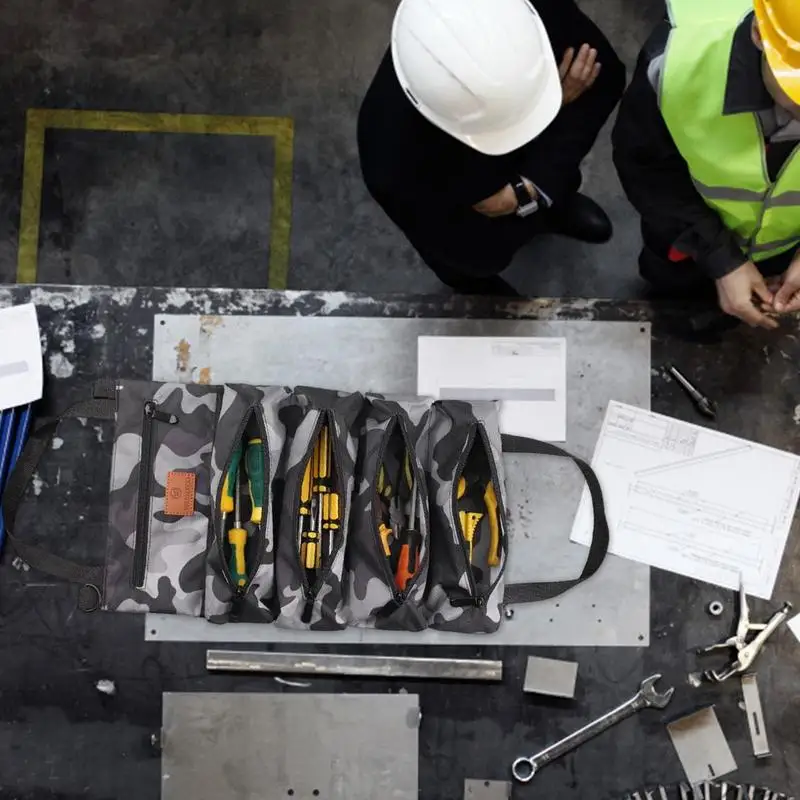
{"left": 570, "top": 401, "right": 800, "bottom": 599}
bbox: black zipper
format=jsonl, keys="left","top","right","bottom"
{"left": 214, "top": 406, "right": 269, "bottom": 605}
{"left": 475, "top": 423, "right": 508, "bottom": 602}
{"left": 295, "top": 410, "right": 347, "bottom": 622}
{"left": 372, "top": 418, "right": 403, "bottom": 600}
{"left": 449, "top": 423, "right": 508, "bottom": 609}
{"left": 132, "top": 400, "right": 178, "bottom": 588}
{"left": 449, "top": 425, "right": 480, "bottom": 606}
{"left": 395, "top": 415, "right": 431, "bottom": 604}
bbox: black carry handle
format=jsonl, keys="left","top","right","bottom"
{"left": 500, "top": 435, "right": 609, "bottom": 604}
{"left": 3, "top": 393, "right": 116, "bottom": 592}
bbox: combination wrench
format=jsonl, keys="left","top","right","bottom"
{"left": 512, "top": 674, "right": 675, "bottom": 783}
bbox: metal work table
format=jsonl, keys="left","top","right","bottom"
{"left": 1, "top": 285, "right": 799, "bottom": 800}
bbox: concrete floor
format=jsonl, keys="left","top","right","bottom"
{"left": 0, "top": 0, "right": 664, "bottom": 296}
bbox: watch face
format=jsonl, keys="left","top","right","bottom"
{"left": 517, "top": 200, "right": 538, "bottom": 218}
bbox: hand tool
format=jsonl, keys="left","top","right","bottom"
{"left": 666, "top": 364, "right": 717, "bottom": 420}
{"left": 458, "top": 510, "right": 483, "bottom": 563}
{"left": 696, "top": 579, "right": 792, "bottom": 682}
{"left": 227, "top": 470, "right": 248, "bottom": 587}
{"left": 298, "top": 458, "right": 317, "bottom": 569}
{"left": 207, "top": 650, "right": 504, "bottom": 681}
{"left": 511, "top": 674, "right": 674, "bottom": 782}
{"left": 394, "top": 466, "right": 421, "bottom": 593}
{"left": 483, "top": 481, "right": 501, "bottom": 567}
{"left": 221, "top": 442, "right": 244, "bottom": 521}
{"left": 245, "top": 437, "right": 265, "bottom": 524}
{"left": 314, "top": 424, "right": 338, "bottom": 567}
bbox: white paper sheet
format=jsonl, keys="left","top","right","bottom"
{"left": 789, "top": 613, "right": 800, "bottom": 644}
{"left": 0, "top": 303, "right": 42, "bottom": 412}
{"left": 570, "top": 401, "right": 800, "bottom": 599}
{"left": 417, "top": 336, "right": 567, "bottom": 442}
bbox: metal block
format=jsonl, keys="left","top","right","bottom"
{"left": 741, "top": 674, "right": 771, "bottom": 758}
{"left": 668, "top": 707, "right": 737, "bottom": 785}
{"left": 149, "top": 316, "right": 651, "bottom": 648}
{"left": 207, "top": 650, "right": 502, "bottom": 682}
{"left": 523, "top": 655, "right": 578, "bottom": 698}
{"left": 464, "top": 779, "right": 512, "bottom": 800}
{"left": 161, "top": 692, "right": 419, "bottom": 800}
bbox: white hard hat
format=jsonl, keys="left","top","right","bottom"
{"left": 391, "top": 0, "right": 563, "bottom": 156}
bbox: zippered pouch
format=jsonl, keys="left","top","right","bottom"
{"left": 4, "top": 381, "right": 610, "bottom": 630}
{"left": 273, "top": 387, "right": 362, "bottom": 630}
{"left": 425, "top": 400, "right": 508, "bottom": 633}
{"left": 346, "top": 396, "right": 432, "bottom": 630}
{"left": 205, "top": 384, "right": 290, "bottom": 623}
{"left": 104, "top": 381, "right": 220, "bottom": 615}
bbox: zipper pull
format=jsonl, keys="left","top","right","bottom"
{"left": 301, "top": 589, "right": 315, "bottom": 623}
{"left": 144, "top": 401, "right": 178, "bottom": 425}
{"left": 230, "top": 587, "right": 247, "bottom": 619}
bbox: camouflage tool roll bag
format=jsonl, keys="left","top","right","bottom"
{"left": 4, "top": 380, "right": 610, "bottom": 635}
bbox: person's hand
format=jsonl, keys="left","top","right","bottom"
{"left": 473, "top": 179, "right": 537, "bottom": 218}
{"left": 559, "top": 44, "right": 601, "bottom": 105}
{"left": 715, "top": 261, "right": 779, "bottom": 329}
{"left": 773, "top": 252, "right": 800, "bottom": 313}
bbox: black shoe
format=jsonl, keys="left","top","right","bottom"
{"left": 548, "top": 193, "right": 613, "bottom": 244}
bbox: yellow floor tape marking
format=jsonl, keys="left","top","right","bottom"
{"left": 17, "top": 109, "right": 294, "bottom": 288}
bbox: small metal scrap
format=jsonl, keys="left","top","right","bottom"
{"left": 666, "top": 364, "right": 717, "bottom": 420}
{"left": 523, "top": 656, "right": 578, "bottom": 699}
{"left": 741, "top": 674, "right": 771, "bottom": 758}
{"left": 708, "top": 601, "right": 724, "bottom": 617}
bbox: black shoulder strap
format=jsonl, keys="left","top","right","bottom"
{"left": 3, "top": 395, "right": 116, "bottom": 588}
{"left": 501, "top": 435, "right": 609, "bottom": 604}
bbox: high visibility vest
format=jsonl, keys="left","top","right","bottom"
{"left": 660, "top": 0, "right": 800, "bottom": 261}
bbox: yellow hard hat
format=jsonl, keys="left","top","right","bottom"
{"left": 754, "top": 0, "right": 800, "bottom": 103}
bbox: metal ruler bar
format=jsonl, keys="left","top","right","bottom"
{"left": 206, "top": 650, "right": 503, "bottom": 682}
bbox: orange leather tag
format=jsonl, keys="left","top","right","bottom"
{"left": 165, "top": 471, "right": 196, "bottom": 517}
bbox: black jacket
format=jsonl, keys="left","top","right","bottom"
{"left": 357, "top": 0, "right": 625, "bottom": 275}
{"left": 612, "top": 15, "right": 800, "bottom": 279}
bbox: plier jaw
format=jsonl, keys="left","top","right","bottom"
{"left": 696, "top": 578, "right": 792, "bottom": 683}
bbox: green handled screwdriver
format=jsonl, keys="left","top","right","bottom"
{"left": 245, "top": 438, "right": 265, "bottom": 525}
{"left": 221, "top": 443, "right": 243, "bottom": 520}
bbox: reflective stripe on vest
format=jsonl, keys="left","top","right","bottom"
{"left": 660, "top": 0, "right": 800, "bottom": 262}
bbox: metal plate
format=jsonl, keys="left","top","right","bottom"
{"left": 523, "top": 655, "right": 578, "bottom": 698}
{"left": 742, "top": 673, "right": 771, "bottom": 758}
{"left": 161, "top": 693, "right": 419, "bottom": 800}
{"left": 148, "top": 316, "right": 651, "bottom": 646}
{"left": 464, "top": 779, "right": 512, "bottom": 800}
{"left": 667, "top": 707, "right": 737, "bottom": 785}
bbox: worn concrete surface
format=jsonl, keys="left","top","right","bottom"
{"left": 2, "top": 286, "right": 799, "bottom": 800}
{"left": 0, "top": 0, "right": 664, "bottom": 295}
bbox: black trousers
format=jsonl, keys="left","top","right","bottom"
{"left": 415, "top": 212, "right": 552, "bottom": 291}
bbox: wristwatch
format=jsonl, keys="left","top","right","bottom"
{"left": 512, "top": 178, "right": 539, "bottom": 218}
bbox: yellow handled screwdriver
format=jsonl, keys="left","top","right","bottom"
{"left": 227, "top": 470, "right": 248, "bottom": 587}
{"left": 484, "top": 482, "right": 501, "bottom": 567}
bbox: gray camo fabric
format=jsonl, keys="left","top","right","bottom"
{"left": 424, "top": 400, "right": 508, "bottom": 633}
{"left": 205, "top": 384, "right": 291, "bottom": 623}
{"left": 273, "top": 387, "right": 363, "bottom": 630}
{"left": 104, "top": 381, "right": 219, "bottom": 614}
{"left": 346, "top": 395, "right": 433, "bottom": 630}
{"left": 101, "top": 381, "right": 508, "bottom": 634}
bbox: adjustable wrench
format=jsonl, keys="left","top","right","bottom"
{"left": 511, "top": 674, "right": 675, "bottom": 783}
